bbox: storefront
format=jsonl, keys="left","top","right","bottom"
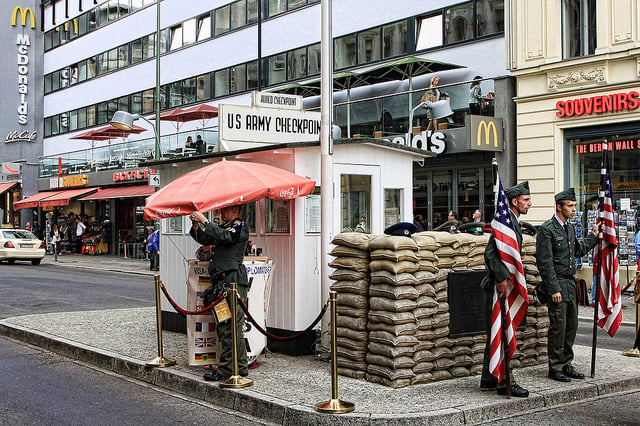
{"left": 0, "top": 182, "right": 21, "bottom": 227}
{"left": 15, "top": 167, "right": 156, "bottom": 254}
{"left": 516, "top": 87, "right": 640, "bottom": 284}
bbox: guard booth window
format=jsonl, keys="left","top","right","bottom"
{"left": 341, "top": 175, "right": 371, "bottom": 233}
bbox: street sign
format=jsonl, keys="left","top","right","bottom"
{"left": 149, "top": 173, "right": 160, "bottom": 187}
{"left": 219, "top": 104, "right": 321, "bottom": 145}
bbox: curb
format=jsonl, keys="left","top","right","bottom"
{"left": 2, "top": 320, "right": 640, "bottom": 425}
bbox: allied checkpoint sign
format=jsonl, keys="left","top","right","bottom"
{"left": 186, "top": 258, "right": 273, "bottom": 366}
{"left": 219, "top": 97, "right": 321, "bottom": 148}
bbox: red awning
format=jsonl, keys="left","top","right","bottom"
{"left": 0, "top": 182, "right": 18, "bottom": 197}
{"left": 14, "top": 191, "right": 63, "bottom": 209}
{"left": 79, "top": 185, "right": 155, "bottom": 201}
{"left": 38, "top": 187, "right": 98, "bottom": 207}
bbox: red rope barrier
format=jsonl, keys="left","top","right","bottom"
{"left": 159, "top": 282, "right": 225, "bottom": 315}
{"left": 237, "top": 296, "right": 329, "bottom": 341}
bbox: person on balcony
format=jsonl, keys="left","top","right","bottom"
{"left": 469, "top": 76, "right": 482, "bottom": 115}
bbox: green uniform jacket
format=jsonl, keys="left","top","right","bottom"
{"left": 481, "top": 210, "right": 523, "bottom": 289}
{"left": 189, "top": 217, "right": 249, "bottom": 286}
{"left": 535, "top": 216, "right": 597, "bottom": 301}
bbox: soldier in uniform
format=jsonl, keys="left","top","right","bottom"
{"left": 480, "top": 181, "right": 531, "bottom": 397}
{"left": 536, "top": 188, "right": 600, "bottom": 382}
{"left": 189, "top": 205, "right": 249, "bottom": 381}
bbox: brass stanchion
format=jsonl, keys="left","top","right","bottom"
{"left": 220, "top": 282, "right": 253, "bottom": 388}
{"left": 146, "top": 275, "right": 176, "bottom": 367}
{"left": 314, "top": 291, "right": 355, "bottom": 414}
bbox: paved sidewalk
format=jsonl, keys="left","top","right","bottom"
{"left": 0, "top": 256, "right": 637, "bottom": 425}
{"left": 42, "top": 253, "right": 155, "bottom": 276}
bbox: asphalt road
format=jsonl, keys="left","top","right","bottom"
{"left": 0, "top": 262, "right": 274, "bottom": 425}
{"left": 0, "top": 261, "right": 154, "bottom": 319}
{"left": 0, "top": 336, "right": 274, "bottom": 425}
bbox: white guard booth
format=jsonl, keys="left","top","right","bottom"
{"left": 156, "top": 138, "right": 430, "bottom": 356}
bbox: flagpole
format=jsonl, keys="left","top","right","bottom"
{"left": 492, "top": 158, "right": 511, "bottom": 397}
{"left": 590, "top": 139, "right": 607, "bottom": 378}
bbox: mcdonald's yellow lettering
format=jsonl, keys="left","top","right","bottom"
{"left": 11, "top": 7, "right": 35, "bottom": 29}
{"left": 477, "top": 120, "right": 499, "bottom": 148}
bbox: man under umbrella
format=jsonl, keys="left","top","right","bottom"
{"left": 189, "top": 205, "right": 249, "bottom": 381}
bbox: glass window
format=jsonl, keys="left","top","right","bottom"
{"left": 444, "top": 3, "right": 474, "bottom": 44}
{"left": 97, "top": 102, "right": 109, "bottom": 124}
{"left": 131, "top": 91, "right": 143, "bottom": 114}
{"left": 160, "top": 85, "right": 170, "bottom": 108}
{"left": 159, "top": 29, "right": 169, "bottom": 54}
{"left": 169, "top": 25, "right": 183, "bottom": 50}
{"left": 563, "top": 0, "right": 596, "bottom": 59}
{"left": 77, "top": 108, "right": 87, "bottom": 129}
{"left": 476, "top": 0, "right": 504, "bottom": 37}
{"left": 131, "top": 38, "right": 143, "bottom": 63}
{"left": 44, "top": 117, "right": 52, "bottom": 137}
{"left": 231, "top": 0, "right": 247, "bottom": 30}
{"left": 197, "top": 14, "right": 211, "bottom": 41}
{"left": 68, "top": 110, "right": 78, "bottom": 131}
{"left": 117, "top": 96, "right": 128, "bottom": 113}
{"left": 77, "top": 61, "right": 87, "bottom": 82}
{"left": 183, "top": 18, "right": 197, "bottom": 46}
{"left": 98, "top": 2, "right": 109, "bottom": 26}
{"left": 44, "top": 74, "right": 52, "bottom": 94}
{"left": 69, "top": 64, "right": 79, "bottom": 85}
{"left": 51, "top": 71, "right": 60, "bottom": 91}
{"left": 142, "top": 34, "right": 155, "bottom": 59}
{"left": 77, "top": 13, "right": 89, "bottom": 36}
{"left": 142, "top": 89, "right": 155, "bottom": 114}
{"left": 266, "top": 199, "right": 290, "bottom": 233}
{"left": 169, "top": 81, "right": 183, "bottom": 107}
{"left": 383, "top": 21, "right": 407, "bottom": 58}
{"left": 44, "top": 30, "right": 53, "bottom": 51}
{"left": 51, "top": 116, "right": 60, "bottom": 136}
{"left": 308, "top": 43, "right": 321, "bottom": 75}
{"left": 60, "top": 68, "right": 70, "bottom": 89}
{"left": 384, "top": 188, "right": 403, "bottom": 228}
{"left": 215, "top": 5, "right": 230, "bottom": 35}
{"left": 98, "top": 52, "right": 109, "bottom": 75}
{"left": 432, "top": 170, "right": 453, "bottom": 227}
{"left": 131, "top": 0, "right": 144, "bottom": 11}
{"left": 247, "top": 61, "right": 259, "bottom": 90}
{"left": 230, "top": 64, "right": 247, "bottom": 93}
{"left": 335, "top": 34, "right": 356, "bottom": 69}
{"left": 86, "top": 105, "right": 96, "bottom": 127}
{"left": 341, "top": 174, "right": 371, "bottom": 232}
{"left": 197, "top": 74, "right": 212, "bottom": 100}
{"left": 108, "top": 48, "right": 119, "bottom": 72}
{"left": 89, "top": 9, "right": 99, "bottom": 30}
{"left": 268, "top": 0, "right": 286, "bottom": 17}
{"left": 166, "top": 216, "right": 183, "bottom": 233}
{"left": 247, "top": 0, "right": 258, "bottom": 23}
{"left": 240, "top": 202, "right": 256, "bottom": 234}
{"left": 87, "top": 57, "right": 97, "bottom": 79}
{"left": 118, "top": 44, "right": 129, "bottom": 68}
{"left": 183, "top": 77, "right": 197, "bottom": 104}
{"left": 288, "top": 0, "right": 306, "bottom": 9}
{"left": 215, "top": 69, "right": 230, "bottom": 97}
{"left": 457, "top": 168, "right": 480, "bottom": 222}
{"left": 358, "top": 28, "right": 381, "bottom": 64}
{"left": 268, "top": 54, "right": 286, "bottom": 85}
{"left": 287, "top": 47, "right": 306, "bottom": 80}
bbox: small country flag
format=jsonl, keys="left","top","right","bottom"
{"left": 195, "top": 337, "right": 216, "bottom": 348}
{"left": 198, "top": 277, "right": 211, "bottom": 288}
{"left": 195, "top": 322, "right": 215, "bottom": 333}
{"left": 194, "top": 352, "right": 217, "bottom": 363}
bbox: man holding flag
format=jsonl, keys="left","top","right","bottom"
{"left": 536, "top": 188, "right": 600, "bottom": 382}
{"left": 480, "top": 180, "right": 531, "bottom": 398}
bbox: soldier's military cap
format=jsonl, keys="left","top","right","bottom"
{"left": 505, "top": 181, "right": 530, "bottom": 200}
{"left": 384, "top": 222, "right": 418, "bottom": 237}
{"left": 554, "top": 187, "right": 576, "bottom": 203}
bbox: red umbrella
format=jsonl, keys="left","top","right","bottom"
{"left": 144, "top": 160, "right": 316, "bottom": 219}
{"left": 178, "top": 104, "right": 219, "bottom": 128}
{"left": 70, "top": 125, "right": 147, "bottom": 141}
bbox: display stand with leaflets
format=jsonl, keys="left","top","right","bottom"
{"left": 186, "top": 258, "right": 274, "bottom": 367}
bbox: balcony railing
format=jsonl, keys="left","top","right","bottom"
{"left": 39, "top": 128, "right": 218, "bottom": 178}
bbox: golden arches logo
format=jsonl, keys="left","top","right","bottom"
{"left": 11, "top": 6, "right": 35, "bottom": 28}
{"left": 476, "top": 120, "right": 499, "bottom": 148}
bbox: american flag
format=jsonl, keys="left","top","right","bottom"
{"left": 597, "top": 143, "right": 622, "bottom": 337}
{"left": 489, "top": 174, "right": 529, "bottom": 381}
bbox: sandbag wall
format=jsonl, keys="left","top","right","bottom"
{"left": 329, "top": 231, "right": 548, "bottom": 388}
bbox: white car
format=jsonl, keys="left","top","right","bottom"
{"left": 0, "top": 228, "right": 46, "bottom": 265}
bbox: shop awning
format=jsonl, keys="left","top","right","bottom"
{"left": 14, "top": 191, "right": 62, "bottom": 209}
{"left": 79, "top": 185, "right": 155, "bottom": 201}
{"left": 38, "top": 187, "right": 98, "bottom": 208}
{"left": 0, "top": 182, "right": 18, "bottom": 197}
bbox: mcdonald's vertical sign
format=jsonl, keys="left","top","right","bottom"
{"left": 465, "top": 115, "right": 504, "bottom": 152}
{"left": 11, "top": 6, "right": 35, "bottom": 128}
